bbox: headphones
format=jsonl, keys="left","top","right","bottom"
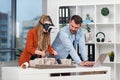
{"left": 96, "top": 32, "right": 105, "bottom": 42}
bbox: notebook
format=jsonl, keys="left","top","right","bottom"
{"left": 93, "top": 53, "right": 107, "bottom": 67}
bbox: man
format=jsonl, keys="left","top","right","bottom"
{"left": 52, "top": 15, "right": 93, "bottom": 66}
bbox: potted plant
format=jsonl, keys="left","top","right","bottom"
{"left": 107, "top": 51, "right": 114, "bottom": 62}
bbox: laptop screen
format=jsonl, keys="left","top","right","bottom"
{"left": 93, "top": 54, "right": 107, "bottom": 67}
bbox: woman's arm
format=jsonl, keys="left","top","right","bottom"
{"left": 48, "top": 45, "right": 57, "bottom": 56}
{"left": 25, "top": 29, "right": 37, "bottom": 55}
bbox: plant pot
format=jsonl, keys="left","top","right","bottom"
{"left": 109, "top": 57, "right": 114, "bottom": 62}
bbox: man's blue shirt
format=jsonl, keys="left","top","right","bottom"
{"left": 52, "top": 25, "right": 88, "bottom": 64}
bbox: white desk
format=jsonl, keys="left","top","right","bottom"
{"left": 2, "top": 66, "right": 111, "bottom": 80}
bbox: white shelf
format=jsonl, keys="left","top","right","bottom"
{"left": 58, "top": 2, "right": 120, "bottom": 80}
{"left": 96, "top": 23, "right": 114, "bottom": 24}
{"left": 96, "top": 42, "right": 115, "bottom": 45}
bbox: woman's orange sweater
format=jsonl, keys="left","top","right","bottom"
{"left": 18, "top": 28, "right": 54, "bottom": 66}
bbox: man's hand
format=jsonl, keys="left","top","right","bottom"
{"left": 80, "top": 61, "right": 94, "bottom": 67}
{"left": 53, "top": 50, "right": 57, "bottom": 56}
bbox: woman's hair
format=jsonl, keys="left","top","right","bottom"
{"left": 35, "top": 15, "right": 52, "bottom": 51}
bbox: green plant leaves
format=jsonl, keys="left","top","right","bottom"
{"left": 107, "top": 51, "right": 114, "bottom": 58}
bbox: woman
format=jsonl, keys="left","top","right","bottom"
{"left": 19, "top": 15, "right": 57, "bottom": 68}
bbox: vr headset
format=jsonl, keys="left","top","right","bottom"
{"left": 39, "top": 21, "right": 54, "bottom": 32}
{"left": 39, "top": 16, "right": 55, "bottom": 32}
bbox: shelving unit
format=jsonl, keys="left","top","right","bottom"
{"left": 45, "top": 0, "right": 120, "bottom": 80}
{"left": 58, "top": 3, "right": 120, "bottom": 80}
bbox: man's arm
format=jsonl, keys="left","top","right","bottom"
{"left": 59, "top": 31, "right": 81, "bottom": 64}
{"left": 78, "top": 29, "right": 88, "bottom": 61}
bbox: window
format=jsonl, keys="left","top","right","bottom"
{"left": 0, "top": 0, "right": 42, "bottom": 61}
{"left": 16, "top": 0, "right": 42, "bottom": 48}
{"left": 0, "top": 0, "right": 12, "bottom": 61}
{"left": 0, "top": 26, "right": 8, "bottom": 31}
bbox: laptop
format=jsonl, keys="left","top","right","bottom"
{"left": 93, "top": 53, "right": 107, "bottom": 67}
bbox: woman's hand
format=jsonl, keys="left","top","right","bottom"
{"left": 20, "top": 62, "right": 29, "bottom": 69}
{"left": 48, "top": 45, "right": 58, "bottom": 56}
{"left": 35, "top": 50, "right": 46, "bottom": 57}
{"left": 40, "top": 50, "right": 46, "bottom": 57}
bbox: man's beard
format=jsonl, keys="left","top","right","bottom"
{"left": 70, "top": 30, "right": 77, "bottom": 34}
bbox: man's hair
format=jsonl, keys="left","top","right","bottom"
{"left": 70, "top": 15, "right": 83, "bottom": 24}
